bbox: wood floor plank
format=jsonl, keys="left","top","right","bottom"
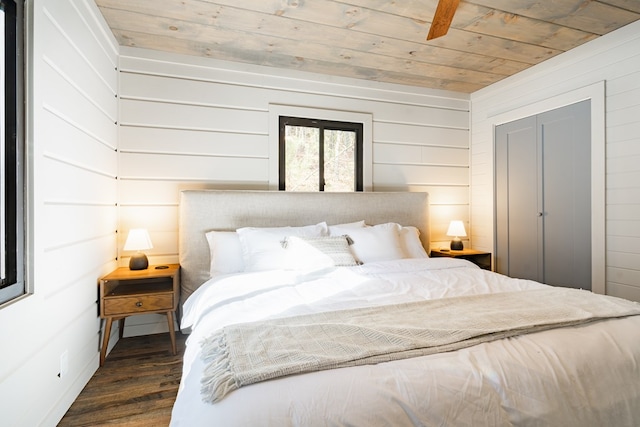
{"left": 59, "top": 332, "right": 187, "bottom": 427}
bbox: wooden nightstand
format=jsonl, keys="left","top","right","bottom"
{"left": 430, "top": 249, "right": 492, "bottom": 270}
{"left": 99, "top": 264, "right": 180, "bottom": 366}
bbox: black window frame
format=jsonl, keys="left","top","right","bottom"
{"left": 278, "top": 116, "right": 363, "bottom": 192}
{"left": 1, "top": 0, "right": 25, "bottom": 305}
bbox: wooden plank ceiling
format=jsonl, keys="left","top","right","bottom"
{"left": 95, "top": 0, "right": 640, "bottom": 93}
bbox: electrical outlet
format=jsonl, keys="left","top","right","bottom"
{"left": 59, "top": 350, "right": 69, "bottom": 378}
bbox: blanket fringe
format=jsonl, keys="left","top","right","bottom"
{"left": 200, "top": 329, "right": 238, "bottom": 403}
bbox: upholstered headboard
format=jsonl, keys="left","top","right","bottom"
{"left": 178, "top": 190, "right": 430, "bottom": 304}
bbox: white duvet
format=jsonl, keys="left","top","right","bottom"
{"left": 170, "top": 258, "right": 640, "bottom": 426}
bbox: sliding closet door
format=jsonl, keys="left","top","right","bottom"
{"left": 495, "top": 100, "right": 591, "bottom": 290}
{"left": 538, "top": 100, "right": 591, "bottom": 289}
{"left": 495, "top": 116, "right": 542, "bottom": 282}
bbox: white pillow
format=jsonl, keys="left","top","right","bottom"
{"left": 400, "top": 226, "right": 429, "bottom": 258}
{"left": 333, "top": 222, "right": 405, "bottom": 263}
{"left": 205, "top": 231, "right": 245, "bottom": 277}
{"left": 237, "top": 223, "right": 328, "bottom": 272}
{"left": 328, "top": 220, "right": 366, "bottom": 235}
{"left": 284, "top": 235, "right": 359, "bottom": 270}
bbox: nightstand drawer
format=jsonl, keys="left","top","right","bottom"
{"left": 104, "top": 293, "right": 173, "bottom": 316}
{"left": 430, "top": 249, "right": 492, "bottom": 270}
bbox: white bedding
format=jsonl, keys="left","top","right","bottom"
{"left": 170, "top": 258, "right": 640, "bottom": 426}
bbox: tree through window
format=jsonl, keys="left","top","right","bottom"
{"left": 279, "top": 116, "right": 363, "bottom": 192}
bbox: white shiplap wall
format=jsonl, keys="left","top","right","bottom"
{"left": 116, "top": 48, "right": 470, "bottom": 334}
{"left": 470, "top": 20, "right": 640, "bottom": 302}
{"left": 0, "top": 0, "right": 118, "bottom": 425}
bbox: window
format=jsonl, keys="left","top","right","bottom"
{"left": 279, "top": 116, "right": 363, "bottom": 191}
{"left": 268, "top": 105, "right": 372, "bottom": 191}
{"left": 1, "top": 0, "right": 25, "bottom": 306}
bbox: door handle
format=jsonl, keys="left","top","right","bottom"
{"left": 538, "top": 212, "right": 543, "bottom": 217}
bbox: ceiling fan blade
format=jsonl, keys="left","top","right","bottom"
{"left": 427, "top": 0, "right": 460, "bottom": 40}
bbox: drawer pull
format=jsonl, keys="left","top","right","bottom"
{"left": 136, "top": 301, "right": 143, "bottom": 307}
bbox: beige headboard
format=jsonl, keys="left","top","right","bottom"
{"left": 178, "top": 190, "right": 430, "bottom": 304}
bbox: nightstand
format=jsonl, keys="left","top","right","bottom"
{"left": 99, "top": 264, "right": 180, "bottom": 366}
{"left": 430, "top": 249, "right": 492, "bottom": 270}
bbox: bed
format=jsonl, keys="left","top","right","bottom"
{"left": 170, "top": 190, "right": 640, "bottom": 426}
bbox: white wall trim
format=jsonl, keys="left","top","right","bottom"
{"left": 489, "top": 81, "right": 606, "bottom": 294}
{"left": 268, "top": 104, "right": 373, "bottom": 191}
{"left": 120, "top": 47, "right": 470, "bottom": 109}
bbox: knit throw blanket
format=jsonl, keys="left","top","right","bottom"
{"left": 200, "top": 287, "right": 640, "bottom": 403}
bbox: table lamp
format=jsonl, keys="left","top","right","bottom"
{"left": 446, "top": 220, "right": 466, "bottom": 250}
{"left": 123, "top": 228, "right": 153, "bottom": 270}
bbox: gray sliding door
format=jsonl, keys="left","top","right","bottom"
{"left": 495, "top": 100, "right": 591, "bottom": 290}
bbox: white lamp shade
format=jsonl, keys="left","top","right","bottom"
{"left": 446, "top": 220, "right": 467, "bottom": 238}
{"left": 123, "top": 228, "right": 153, "bottom": 251}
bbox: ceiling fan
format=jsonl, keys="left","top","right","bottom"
{"left": 427, "top": 0, "right": 461, "bottom": 40}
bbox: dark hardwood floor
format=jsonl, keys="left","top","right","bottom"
{"left": 59, "top": 332, "right": 187, "bottom": 427}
